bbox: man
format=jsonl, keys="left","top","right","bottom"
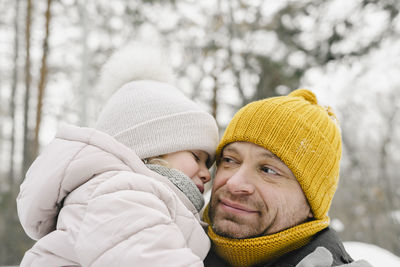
{"left": 203, "top": 89, "right": 370, "bottom": 267}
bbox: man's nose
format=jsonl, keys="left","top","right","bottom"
{"left": 226, "top": 165, "right": 255, "bottom": 195}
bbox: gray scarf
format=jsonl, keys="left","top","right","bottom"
{"left": 145, "top": 164, "right": 204, "bottom": 212}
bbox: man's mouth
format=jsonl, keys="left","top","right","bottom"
{"left": 219, "top": 198, "right": 258, "bottom": 214}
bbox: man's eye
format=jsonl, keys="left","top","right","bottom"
{"left": 261, "top": 166, "right": 277, "bottom": 175}
{"left": 222, "top": 157, "right": 233, "bottom": 163}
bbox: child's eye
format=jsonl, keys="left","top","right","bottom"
{"left": 261, "top": 166, "right": 277, "bottom": 175}
{"left": 191, "top": 152, "right": 200, "bottom": 162}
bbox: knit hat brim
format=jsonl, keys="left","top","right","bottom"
{"left": 114, "top": 110, "right": 219, "bottom": 166}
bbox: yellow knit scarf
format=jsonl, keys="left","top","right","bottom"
{"left": 203, "top": 205, "right": 330, "bottom": 267}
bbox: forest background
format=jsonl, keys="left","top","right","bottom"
{"left": 0, "top": 0, "right": 399, "bottom": 265}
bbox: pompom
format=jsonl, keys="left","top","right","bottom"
{"left": 289, "top": 89, "right": 318, "bottom": 105}
{"left": 97, "top": 41, "right": 175, "bottom": 98}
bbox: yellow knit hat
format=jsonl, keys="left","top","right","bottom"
{"left": 216, "top": 89, "right": 342, "bottom": 219}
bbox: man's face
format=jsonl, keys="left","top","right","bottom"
{"left": 209, "top": 142, "right": 313, "bottom": 239}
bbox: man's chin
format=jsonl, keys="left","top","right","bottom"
{"left": 212, "top": 219, "right": 257, "bottom": 239}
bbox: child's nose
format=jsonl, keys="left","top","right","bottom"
{"left": 199, "top": 165, "right": 211, "bottom": 184}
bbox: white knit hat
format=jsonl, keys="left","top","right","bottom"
{"left": 95, "top": 42, "right": 219, "bottom": 164}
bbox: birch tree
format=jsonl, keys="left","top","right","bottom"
{"left": 33, "top": 0, "right": 53, "bottom": 157}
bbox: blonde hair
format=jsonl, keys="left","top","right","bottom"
{"left": 144, "top": 156, "right": 171, "bottom": 168}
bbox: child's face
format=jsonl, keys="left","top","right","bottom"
{"left": 162, "top": 150, "right": 211, "bottom": 194}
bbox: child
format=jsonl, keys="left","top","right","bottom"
{"left": 17, "top": 43, "right": 219, "bottom": 267}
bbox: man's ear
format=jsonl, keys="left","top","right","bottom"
{"left": 308, "top": 210, "right": 314, "bottom": 218}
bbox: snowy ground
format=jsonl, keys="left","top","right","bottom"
{"left": 344, "top": 242, "right": 400, "bottom": 267}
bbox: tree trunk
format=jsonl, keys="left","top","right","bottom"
{"left": 22, "top": 0, "right": 33, "bottom": 176}
{"left": 33, "top": 0, "right": 53, "bottom": 157}
{"left": 9, "top": 0, "right": 21, "bottom": 185}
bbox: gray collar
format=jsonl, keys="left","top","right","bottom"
{"left": 145, "top": 164, "right": 204, "bottom": 212}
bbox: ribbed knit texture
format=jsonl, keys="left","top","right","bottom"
{"left": 203, "top": 205, "right": 330, "bottom": 267}
{"left": 145, "top": 164, "right": 204, "bottom": 212}
{"left": 95, "top": 80, "right": 219, "bottom": 164}
{"left": 216, "top": 89, "right": 342, "bottom": 219}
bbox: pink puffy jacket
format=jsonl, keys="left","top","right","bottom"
{"left": 17, "top": 124, "right": 210, "bottom": 267}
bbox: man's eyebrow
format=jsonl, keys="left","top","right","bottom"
{"left": 223, "top": 146, "right": 239, "bottom": 154}
{"left": 259, "top": 149, "right": 282, "bottom": 160}
{"left": 260, "top": 150, "right": 277, "bottom": 159}
{"left": 223, "top": 143, "right": 284, "bottom": 163}
{"left": 260, "top": 151, "right": 287, "bottom": 166}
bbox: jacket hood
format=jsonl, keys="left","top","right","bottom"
{"left": 17, "top": 124, "right": 198, "bottom": 240}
